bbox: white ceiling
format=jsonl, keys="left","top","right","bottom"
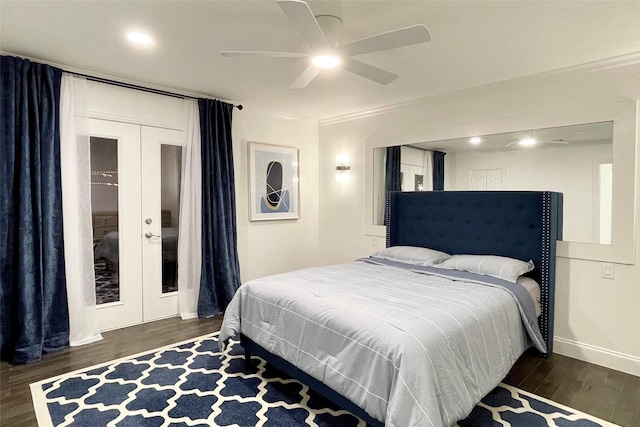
{"left": 1, "top": 1, "right": 639, "bottom": 120}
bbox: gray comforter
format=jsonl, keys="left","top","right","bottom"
{"left": 220, "top": 259, "right": 541, "bottom": 427}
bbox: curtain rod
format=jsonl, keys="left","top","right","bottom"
{"left": 401, "top": 144, "right": 434, "bottom": 152}
{"left": 70, "top": 71, "right": 243, "bottom": 110}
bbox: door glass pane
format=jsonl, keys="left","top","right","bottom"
{"left": 91, "top": 137, "right": 120, "bottom": 304}
{"left": 161, "top": 144, "right": 182, "bottom": 293}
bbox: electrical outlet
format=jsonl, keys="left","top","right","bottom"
{"left": 372, "top": 237, "right": 378, "bottom": 246}
{"left": 601, "top": 263, "right": 615, "bottom": 279}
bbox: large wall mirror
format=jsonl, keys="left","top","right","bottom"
{"left": 365, "top": 101, "right": 637, "bottom": 264}
{"left": 373, "top": 122, "right": 613, "bottom": 244}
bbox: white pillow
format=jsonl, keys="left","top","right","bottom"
{"left": 371, "top": 246, "right": 451, "bottom": 266}
{"left": 436, "top": 254, "right": 534, "bottom": 283}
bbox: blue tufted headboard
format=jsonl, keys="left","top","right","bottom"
{"left": 386, "top": 191, "right": 563, "bottom": 356}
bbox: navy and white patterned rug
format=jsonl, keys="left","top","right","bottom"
{"left": 31, "top": 333, "right": 618, "bottom": 427}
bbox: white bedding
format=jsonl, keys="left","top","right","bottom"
{"left": 220, "top": 260, "right": 538, "bottom": 427}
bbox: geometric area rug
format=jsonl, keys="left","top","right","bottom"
{"left": 30, "top": 333, "right": 619, "bottom": 427}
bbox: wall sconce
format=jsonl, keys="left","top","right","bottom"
{"left": 335, "top": 154, "right": 351, "bottom": 182}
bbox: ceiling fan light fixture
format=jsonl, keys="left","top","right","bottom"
{"left": 223, "top": 0, "right": 430, "bottom": 88}
{"left": 312, "top": 54, "right": 340, "bottom": 69}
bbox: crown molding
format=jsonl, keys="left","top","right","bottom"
{"left": 238, "top": 104, "right": 314, "bottom": 123}
{"left": 318, "top": 51, "right": 640, "bottom": 127}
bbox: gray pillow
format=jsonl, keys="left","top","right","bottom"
{"left": 371, "top": 246, "right": 451, "bottom": 266}
{"left": 435, "top": 254, "right": 534, "bottom": 283}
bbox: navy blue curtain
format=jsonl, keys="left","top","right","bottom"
{"left": 198, "top": 99, "right": 241, "bottom": 317}
{"left": 385, "top": 146, "right": 402, "bottom": 193}
{"left": 0, "top": 56, "right": 69, "bottom": 364}
{"left": 384, "top": 146, "right": 402, "bottom": 224}
{"left": 433, "top": 150, "right": 446, "bottom": 191}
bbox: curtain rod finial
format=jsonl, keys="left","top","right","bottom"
{"left": 235, "top": 104, "right": 243, "bottom": 110}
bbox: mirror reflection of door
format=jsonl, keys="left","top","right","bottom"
{"left": 89, "top": 119, "right": 183, "bottom": 331}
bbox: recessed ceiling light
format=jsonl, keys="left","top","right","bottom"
{"left": 519, "top": 138, "right": 537, "bottom": 147}
{"left": 126, "top": 31, "right": 153, "bottom": 46}
{"left": 469, "top": 137, "right": 481, "bottom": 145}
{"left": 312, "top": 55, "right": 340, "bottom": 69}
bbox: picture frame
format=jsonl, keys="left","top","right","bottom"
{"left": 248, "top": 142, "right": 300, "bottom": 221}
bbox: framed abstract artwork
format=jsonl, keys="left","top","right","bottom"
{"left": 248, "top": 142, "right": 300, "bottom": 221}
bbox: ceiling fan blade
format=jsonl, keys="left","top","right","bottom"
{"left": 337, "top": 25, "right": 431, "bottom": 57}
{"left": 219, "top": 51, "right": 308, "bottom": 58}
{"left": 289, "top": 64, "right": 321, "bottom": 89}
{"left": 342, "top": 58, "right": 397, "bottom": 85}
{"left": 277, "top": 0, "right": 329, "bottom": 51}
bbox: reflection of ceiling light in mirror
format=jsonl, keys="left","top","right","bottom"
{"left": 469, "top": 137, "right": 481, "bottom": 145}
{"left": 312, "top": 55, "right": 340, "bottom": 68}
{"left": 519, "top": 138, "right": 537, "bottom": 147}
{"left": 126, "top": 31, "right": 153, "bottom": 46}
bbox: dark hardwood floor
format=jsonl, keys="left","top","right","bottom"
{"left": 503, "top": 350, "right": 639, "bottom": 426}
{"left": 2, "top": 316, "right": 638, "bottom": 426}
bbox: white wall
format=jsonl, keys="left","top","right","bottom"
{"left": 232, "top": 107, "right": 319, "bottom": 282}
{"left": 318, "top": 63, "right": 640, "bottom": 376}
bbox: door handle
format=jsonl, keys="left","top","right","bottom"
{"left": 145, "top": 231, "right": 161, "bottom": 238}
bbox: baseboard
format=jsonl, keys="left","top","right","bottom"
{"left": 554, "top": 336, "right": 640, "bottom": 377}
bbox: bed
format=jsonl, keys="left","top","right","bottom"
{"left": 219, "top": 191, "right": 563, "bottom": 427}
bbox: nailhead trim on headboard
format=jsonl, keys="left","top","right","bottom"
{"left": 385, "top": 192, "right": 392, "bottom": 248}
{"left": 540, "top": 192, "right": 551, "bottom": 352}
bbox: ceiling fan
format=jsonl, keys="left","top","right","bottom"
{"left": 219, "top": 0, "right": 431, "bottom": 89}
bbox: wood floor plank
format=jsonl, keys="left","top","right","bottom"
{"left": 513, "top": 352, "right": 562, "bottom": 392}
{"left": 503, "top": 352, "right": 542, "bottom": 387}
{"left": 534, "top": 353, "right": 581, "bottom": 399}
{"left": 563, "top": 363, "right": 628, "bottom": 422}
{"left": 611, "top": 373, "right": 640, "bottom": 427}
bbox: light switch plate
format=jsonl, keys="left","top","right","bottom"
{"left": 601, "top": 263, "right": 615, "bottom": 279}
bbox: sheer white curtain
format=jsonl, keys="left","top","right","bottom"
{"left": 177, "top": 99, "right": 202, "bottom": 319}
{"left": 60, "top": 74, "right": 103, "bottom": 346}
{"left": 423, "top": 150, "right": 434, "bottom": 191}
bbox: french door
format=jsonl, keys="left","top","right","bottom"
{"left": 89, "top": 119, "right": 184, "bottom": 331}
